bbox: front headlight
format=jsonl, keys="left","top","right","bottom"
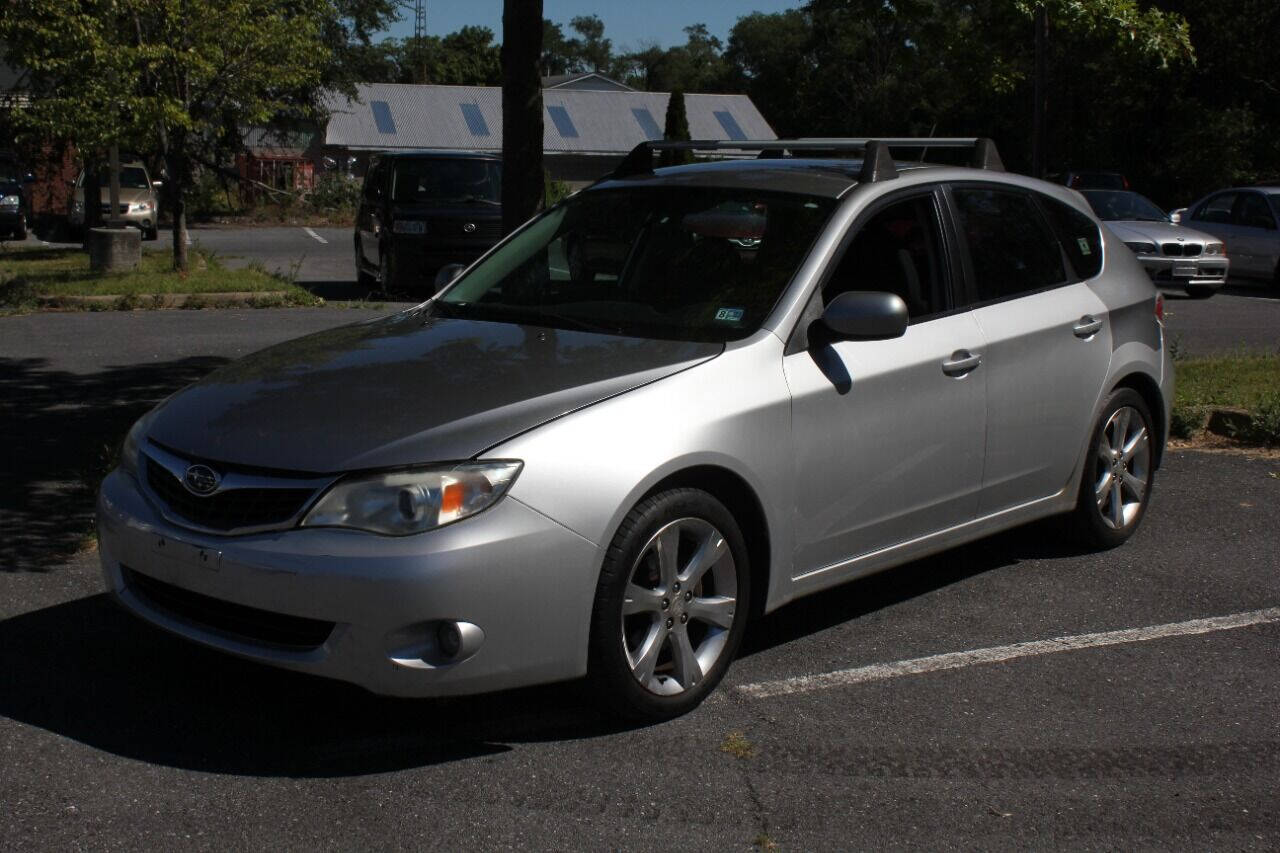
{"left": 1124, "top": 241, "right": 1157, "bottom": 255}
{"left": 301, "top": 461, "right": 522, "bottom": 535}
{"left": 1205, "top": 242, "right": 1225, "bottom": 255}
{"left": 0, "top": 194, "right": 19, "bottom": 208}
{"left": 129, "top": 201, "right": 151, "bottom": 212}
{"left": 118, "top": 413, "right": 152, "bottom": 478}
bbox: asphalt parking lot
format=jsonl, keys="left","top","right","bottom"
{"left": 1, "top": 252, "right": 1278, "bottom": 849}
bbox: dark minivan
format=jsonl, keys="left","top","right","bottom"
{"left": 355, "top": 151, "right": 503, "bottom": 291}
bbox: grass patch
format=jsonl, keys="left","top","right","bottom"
{"left": 0, "top": 246, "right": 320, "bottom": 311}
{"left": 720, "top": 731, "right": 755, "bottom": 760}
{"left": 1172, "top": 353, "right": 1280, "bottom": 443}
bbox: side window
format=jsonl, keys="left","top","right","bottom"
{"left": 1039, "top": 196, "right": 1103, "bottom": 280}
{"left": 1193, "top": 193, "right": 1235, "bottom": 224}
{"left": 1236, "top": 193, "right": 1277, "bottom": 230}
{"left": 952, "top": 187, "right": 1067, "bottom": 302}
{"left": 823, "top": 195, "right": 949, "bottom": 322}
{"left": 362, "top": 162, "right": 383, "bottom": 202}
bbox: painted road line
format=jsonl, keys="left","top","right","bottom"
{"left": 303, "top": 227, "right": 328, "bottom": 244}
{"left": 737, "top": 606, "right": 1280, "bottom": 700}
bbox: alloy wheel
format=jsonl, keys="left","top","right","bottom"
{"left": 1093, "top": 405, "right": 1150, "bottom": 530}
{"left": 621, "top": 517, "right": 738, "bottom": 696}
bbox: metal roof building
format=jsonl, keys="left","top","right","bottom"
{"left": 320, "top": 82, "right": 776, "bottom": 184}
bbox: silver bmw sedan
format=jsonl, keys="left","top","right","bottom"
{"left": 97, "top": 140, "right": 1173, "bottom": 721}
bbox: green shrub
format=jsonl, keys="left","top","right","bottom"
{"left": 307, "top": 173, "right": 361, "bottom": 211}
{"left": 1250, "top": 391, "right": 1280, "bottom": 445}
{"left": 1169, "top": 403, "right": 1201, "bottom": 439}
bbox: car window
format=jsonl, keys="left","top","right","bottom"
{"left": 438, "top": 187, "right": 836, "bottom": 342}
{"left": 362, "top": 162, "right": 383, "bottom": 201}
{"left": 1236, "top": 193, "right": 1277, "bottom": 230}
{"left": 824, "top": 195, "right": 948, "bottom": 321}
{"left": 1193, "top": 193, "right": 1236, "bottom": 225}
{"left": 391, "top": 158, "right": 501, "bottom": 205}
{"left": 1040, "top": 196, "right": 1104, "bottom": 280}
{"left": 952, "top": 187, "right": 1067, "bottom": 302}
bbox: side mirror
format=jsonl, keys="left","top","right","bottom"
{"left": 152, "top": 180, "right": 164, "bottom": 190}
{"left": 821, "top": 291, "right": 908, "bottom": 340}
{"left": 434, "top": 263, "right": 466, "bottom": 292}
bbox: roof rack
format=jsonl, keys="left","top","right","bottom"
{"left": 610, "top": 137, "right": 1004, "bottom": 182}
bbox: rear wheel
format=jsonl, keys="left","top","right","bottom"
{"left": 379, "top": 247, "right": 397, "bottom": 290}
{"left": 588, "top": 488, "right": 750, "bottom": 722}
{"left": 1072, "top": 388, "right": 1155, "bottom": 549}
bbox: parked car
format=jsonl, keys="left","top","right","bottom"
{"left": 1180, "top": 186, "right": 1280, "bottom": 288}
{"left": 98, "top": 138, "right": 1172, "bottom": 721}
{"left": 355, "top": 151, "right": 502, "bottom": 290}
{"left": 0, "top": 153, "right": 34, "bottom": 240}
{"left": 1054, "top": 170, "right": 1129, "bottom": 191}
{"left": 1081, "top": 189, "right": 1228, "bottom": 298}
{"left": 68, "top": 162, "right": 161, "bottom": 240}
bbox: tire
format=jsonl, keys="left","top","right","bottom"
{"left": 1185, "top": 284, "right": 1215, "bottom": 299}
{"left": 144, "top": 227, "right": 158, "bottom": 241}
{"left": 1071, "top": 388, "right": 1156, "bottom": 550}
{"left": 588, "top": 488, "right": 750, "bottom": 722}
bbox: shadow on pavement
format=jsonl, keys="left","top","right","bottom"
{"left": 0, "top": 593, "right": 627, "bottom": 776}
{"left": 0, "top": 355, "right": 229, "bottom": 573}
{"left": 296, "top": 279, "right": 425, "bottom": 305}
{"left": 0, "top": 517, "right": 1089, "bottom": 777}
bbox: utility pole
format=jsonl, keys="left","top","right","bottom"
{"left": 1031, "top": 3, "right": 1049, "bottom": 179}
{"left": 413, "top": 0, "right": 427, "bottom": 84}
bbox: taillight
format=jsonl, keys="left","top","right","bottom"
{"left": 1154, "top": 293, "right": 1165, "bottom": 324}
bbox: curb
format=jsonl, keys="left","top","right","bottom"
{"left": 35, "top": 291, "right": 304, "bottom": 310}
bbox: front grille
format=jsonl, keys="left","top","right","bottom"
{"left": 145, "top": 457, "right": 315, "bottom": 532}
{"left": 99, "top": 203, "right": 129, "bottom": 215}
{"left": 124, "top": 567, "right": 335, "bottom": 650}
{"left": 428, "top": 217, "right": 502, "bottom": 240}
{"left": 1162, "top": 243, "right": 1203, "bottom": 257}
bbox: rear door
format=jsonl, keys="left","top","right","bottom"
{"left": 1187, "top": 192, "right": 1239, "bottom": 265}
{"left": 785, "top": 188, "right": 987, "bottom": 577}
{"left": 948, "top": 184, "right": 1112, "bottom": 516}
{"left": 1230, "top": 191, "right": 1279, "bottom": 276}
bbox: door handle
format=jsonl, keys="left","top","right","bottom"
{"left": 941, "top": 350, "right": 981, "bottom": 377}
{"left": 1073, "top": 315, "right": 1103, "bottom": 338}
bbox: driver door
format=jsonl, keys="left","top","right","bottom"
{"left": 785, "top": 189, "right": 987, "bottom": 579}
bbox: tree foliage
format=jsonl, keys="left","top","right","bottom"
{"left": 660, "top": 89, "right": 693, "bottom": 166}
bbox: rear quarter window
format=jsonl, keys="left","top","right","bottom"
{"left": 952, "top": 187, "right": 1067, "bottom": 302}
{"left": 1039, "top": 196, "right": 1103, "bottom": 279}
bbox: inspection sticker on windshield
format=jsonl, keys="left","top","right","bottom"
{"left": 714, "top": 307, "right": 745, "bottom": 323}
{"left": 1077, "top": 238, "right": 1092, "bottom": 256}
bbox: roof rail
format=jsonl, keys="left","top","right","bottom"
{"left": 610, "top": 137, "right": 1004, "bottom": 181}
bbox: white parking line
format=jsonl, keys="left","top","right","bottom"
{"left": 737, "top": 606, "right": 1280, "bottom": 700}
{"left": 303, "top": 227, "right": 328, "bottom": 245}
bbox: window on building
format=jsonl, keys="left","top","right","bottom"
{"left": 547, "top": 105, "right": 579, "bottom": 139}
{"left": 371, "top": 101, "right": 397, "bottom": 135}
{"left": 631, "top": 108, "right": 662, "bottom": 141}
{"left": 459, "top": 103, "right": 490, "bottom": 137}
{"left": 714, "top": 110, "right": 747, "bottom": 141}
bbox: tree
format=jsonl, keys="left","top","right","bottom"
{"left": 3, "top": 0, "right": 349, "bottom": 270}
{"left": 660, "top": 90, "right": 693, "bottom": 166}
{"left": 566, "top": 15, "right": 612, "bottom": 73}
{"left": 501, "top": 0, "right": 544, "bottom": 234}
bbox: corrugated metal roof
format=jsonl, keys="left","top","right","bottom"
{"left": 322, "top": 83, "right": 776, "bottom": 155}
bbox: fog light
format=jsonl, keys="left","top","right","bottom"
{"left": 437, "top": 621, "right": 462, "bottom": 658}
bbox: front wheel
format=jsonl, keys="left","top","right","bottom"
{"left": 1071, "top": 388, "right": 1156, "bottom": 549}
{"left": 588, "top": 489, "right": 750, "bottom": 722}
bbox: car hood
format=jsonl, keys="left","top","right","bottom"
{"left": 74, "top": 186, "right": 153, "bottom": 203}
{"left": 146, "top": 308, "right": 721, "bottom": 472}
{"left": 1105, "top": 220, "right": 1218, "bottom": 244}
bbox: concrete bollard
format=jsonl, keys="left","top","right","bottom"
{"left": 87, "top": 226, "right": 141, "bottom": 273}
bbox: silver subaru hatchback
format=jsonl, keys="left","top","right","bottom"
{"left": 97, "top": 139, "right": 1173, "bottom": 720}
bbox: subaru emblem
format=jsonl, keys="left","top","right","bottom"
{"left": 463, "top": 222, "right": 477, "bottom": 233}
{"left": 183, "top": 464, "right": 221, "bottom": 496}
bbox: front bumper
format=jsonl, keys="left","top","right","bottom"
{"left": 69, "top": 209, "right": 155, "bottom": 231}
{"left": 96, "top": 468, "right": 601, "bottom": 697}
{"left": 1136, "top": 254, "right": 1229, "bottom": 288}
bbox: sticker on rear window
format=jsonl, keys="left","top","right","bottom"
{"left": 714, "top": 307, "right": 745, "bottom": 323}
{"left": 1077, "top": 237, "right": 1092, "bottom": 256}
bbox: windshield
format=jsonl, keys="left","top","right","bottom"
{"left": 1082, "top": 190, "right": 1167, "bottom": 222}
{"left": 436, "top": 187, "right": 836, "bottom": 342}
{"left": 86, "top": 167, "right": 150, "bottom": 189}
{"left": 392, "top": 158, "right": 501, "bottom": 205}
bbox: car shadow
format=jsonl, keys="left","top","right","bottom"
{"left": 0, "top": 355, "right": 229, "bottom": 573}
{"left": 0, "top": 517, "right": 1087, "bottom": 777}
